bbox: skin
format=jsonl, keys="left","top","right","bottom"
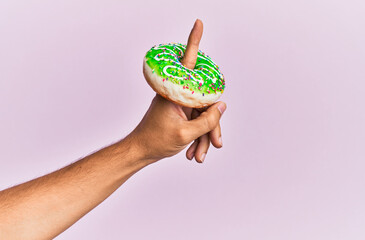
{"left": 0, "top": 19, "right": 227, "bottom": 240}
{"left": 181, "top": 19, "right": 223, "bottom": 163}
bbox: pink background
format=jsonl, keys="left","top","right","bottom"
{"left": 1, "top": 0, "right": 365, "bottom": 239}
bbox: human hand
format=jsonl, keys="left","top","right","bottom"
{"left": 129, "top": 19, "right": 226, "bottom": 163}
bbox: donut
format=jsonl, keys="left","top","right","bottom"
{"left": 143, "top": 43, "right": 226, "bottom": 108}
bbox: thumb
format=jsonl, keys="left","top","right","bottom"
{"left": 185, "top": 102, "right": 227, "bottom": 141}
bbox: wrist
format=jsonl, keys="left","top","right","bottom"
{"left": 115, "top": 133, "right": 157, "bottom": 169}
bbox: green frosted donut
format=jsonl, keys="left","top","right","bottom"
{"left": 143, "top": 43, "right": 226, "bottom": 108}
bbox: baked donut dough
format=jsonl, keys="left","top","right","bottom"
{"left": 143, "top": 43, "right": 225, "bottom": 108}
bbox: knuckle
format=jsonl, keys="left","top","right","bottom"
{"left": 203, "top": 112, "right": 217, "bottom": 130}
{"left": 176, "top": 127, "right": 188, "bottom": 144}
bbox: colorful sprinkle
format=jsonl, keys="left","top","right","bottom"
{"left": 144, "top": 43, "right": 226, "bottom": 96}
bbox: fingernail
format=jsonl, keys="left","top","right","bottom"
{"left": 200, "top": 153, "right": 206, "bottom": 163}
{"left": 219, "top": 137, "right": 223, "bottom": 146}
{"left": 188, "top": 151, "right": 195, "bottom": 160}
{"left": 218, "top": 103, "right": 226, "bottom": 115}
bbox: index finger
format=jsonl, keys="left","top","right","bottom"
{"left": 181, "top": 19, "right": 203, "bottom": 70}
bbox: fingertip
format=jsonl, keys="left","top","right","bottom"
{"left": 195, "top": 19, "right": 203, "bottom": 28}
{"left": 195, "top": 152, "right": 206, "bottom": 163}
{"left": 200, "top": 153, "right": 206, "bottom": 163}
{"left": 186, "top": 148, "right": 193, "bottom": 160}
{"left": 194, "top": 134, "right": 209, "bottom": 163}
{"left": 188, "top": 19, "right": 203, "bottom": 46}
{"left": 210, "top": 139, "right": 222, "bottom": 149}
{"left": 211, "top": 140, "right": 223, "bottom": 149}
{"left": 186, "top": 140, "right": 198, "bottom": 160}
{"left": 217, "top": 102, "right": 227, "bottom": 115}
{"left": 216, "top": 136, "right": 223, "bottom": 148}
{"left": 186, "top": 152, "right": 193, "bottom": 160}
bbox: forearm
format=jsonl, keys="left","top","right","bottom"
{"left": 0, "top": 135, "right": 152, "bottom": 240}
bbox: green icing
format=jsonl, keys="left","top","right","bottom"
{"left": 144, "top": 43, "right": 225, "bottom": 95}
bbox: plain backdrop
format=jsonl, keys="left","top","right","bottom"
{"left": 1, "top": 0, "right": 365, "bottom": 239}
